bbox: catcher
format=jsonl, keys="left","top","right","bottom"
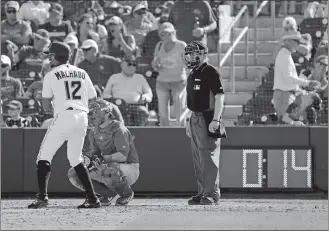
{"left": 68, "top": 99, "right": 140, "bottom": 206}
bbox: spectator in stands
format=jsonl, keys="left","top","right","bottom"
{"left": 76, "top": 14, "right": 100, "bottom": 45}
{"left": 8, "top": 29, "right": 50, "bottom": 79}
{"left": 63, "top": 34, "right": 79, "bottom": 51}
{"left": 140, "top": 15, "right": 169, "bottom": 67}
{"left": 153, "top": 1, "right": 173, "bottom": 30}
{"left": 23, "top": 59, "right": 51, "bottom": 101}
{"left": 281, "top": 91, "right": 322, "bottom": 125}
{"left": 272, "top": 30, "right": 320, "bottom": 123}
{"left": 125, "top": 1, "right": 154, "bottom": 46}
{"left": 86, "top": 8, "right": 108, "bottom": 54}
{"left": 38, "top": 3, "right": 74, "bottom": 42}
{"left": 293, "top": 33, "right": 313, "bottom": 74}
{"left": 272, "top": 16, "right": 299, "bottom": 63}
{"left": 300, "top": 55, "right": 328, "bottom": 96}
{"left": 313, "top": 39, "right": 328, "bottom": 65}
{"left": 19, "top": 1, "right": 50, "bottom": 28}
{"left": 77, "top": 39, "right": 121, "bottom": 88}
{"left": 151, "top": 22, "right": 187, "bottom": 126}
{"left": 104, "top": 16, "right": 136, "bottom": 58}
{"left": 1, "top": 1, "right": 32, "bottom": 47}
{"left": 168, "top": 0, "right": 217, "bottom": 45}
{"left": 63, "top": 34, "right": 84, "bottom": 64}
{"left": 304, "top": 1, "right": 327, "bottom": 18}
{"left": 1, "top": 55, "right": 24, "bottom": 103}
{"left": 103, "top": 55, "right": 152, "bottom": 126}
{"left": 5, "top": 100, "right": 30, "bottom": 128}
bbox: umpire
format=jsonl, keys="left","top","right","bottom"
{"left": 184, "top": 41, "right": 226, "bottom": 206}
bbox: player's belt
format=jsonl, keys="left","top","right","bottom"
{"left": 192, "top": 111, "right": 203, "bottom": 117}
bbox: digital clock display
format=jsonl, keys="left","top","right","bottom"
{"left": 219, "top": 148, "right": 313, "bottom": 189}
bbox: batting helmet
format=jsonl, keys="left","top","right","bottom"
{"left": 48, "top": 41, "right": 71, "bottom": 64}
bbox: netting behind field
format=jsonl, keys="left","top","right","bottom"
{"left": 237, "top": 17, "right": 328, "bottom": 126}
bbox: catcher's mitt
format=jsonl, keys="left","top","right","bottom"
{"left": 82, "top": 152, "right": 102, "bottom": 171}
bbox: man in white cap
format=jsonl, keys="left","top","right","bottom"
{"left": 1, "top": 55, "right": 24, "bottom": 103}
{"left": 1, "top": 1, "right": 32, "bottom": 46}
{"left": 272, "top": 30, "right": 321, "bottom": 126}
{"left": 77, "top": 39, "right": 121, "bottom": 89}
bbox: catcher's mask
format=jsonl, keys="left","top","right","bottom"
{"left": 88, "top": 99, "right": 114, "bottom": 126}
{"left": 184, "top": 41, "right": 208, "bottom": 69}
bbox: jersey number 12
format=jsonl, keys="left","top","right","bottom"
{"left": 65, "top": 81, "right": 81, "bottom": 100}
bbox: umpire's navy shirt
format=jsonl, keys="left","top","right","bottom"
{"left": 186, "top": 62, "right": 224, "bottom": 112}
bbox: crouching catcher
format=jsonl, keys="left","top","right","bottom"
{"left": 68, "top": 99, "right": 140, "bottom": 206}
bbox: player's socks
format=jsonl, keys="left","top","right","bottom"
{"left": 36, "top": 160, "right": 51, "bottom": 200}
{"left": 74, "top": 163, "right": 98, "bottom": 202}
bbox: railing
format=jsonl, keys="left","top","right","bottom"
{"left": 218, "top": 5, "right": 249, "bottom": 93}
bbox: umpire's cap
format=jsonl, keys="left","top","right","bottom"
{"left": 49, "top": 41, "right": 71, "bottom": 64}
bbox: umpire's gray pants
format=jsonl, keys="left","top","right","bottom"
{"left": 190, "top": 112, "right": 221, "bottom": 200}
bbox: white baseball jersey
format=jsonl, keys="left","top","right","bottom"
{"left": 42, "top": 64, "right": 97, "bottom": 114}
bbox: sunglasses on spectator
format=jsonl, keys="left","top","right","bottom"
{"left": 135, "top": 10, "right": 147, "bottom": 15}
{"left": 125, "top": 61, "right": 137, "bottom": 67}
{"left": 82, "top": 47, "right": 92, "bottom": 52}
{"left": 319, "top": 62, "right": 328, "bottom": 67}
{"left": 1, "top": 64, "right": 9, "bottom": 68}
{"left": 161, "top": 31, "right": 173, "bottom": 36}
{"left": 6, "top": 10, "right": 17, "bottom": 14}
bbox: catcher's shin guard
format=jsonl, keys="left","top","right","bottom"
{"left": 114, "top": 177, "right": 134, "bottom": 206}
{"left": 92, "top": 180, "right": 117, "bottom": 199}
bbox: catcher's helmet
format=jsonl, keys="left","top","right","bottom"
{"left": 184, "top": 41, "right": 208, "bottom": 69}
{"left": 48, "top": 41, "right": 71, "bottom": 64}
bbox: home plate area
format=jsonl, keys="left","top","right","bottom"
{"left": 1, "top": 198, "right": 328, "bottom": 230}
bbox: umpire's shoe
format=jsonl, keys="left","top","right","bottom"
{"left": 200, "top": 196, "right": 219, "bottom": 205}
{"left": 115, "top": 191, "right": 134, "bottom": 206}
{"left": 77, "top": 198, "right": 101, "bottom": 209}
{"left": 28, "top": 198, "right": 49, "bottom": 209}
{"left": 188, "top": 194, "right": 202, "bottom": 205}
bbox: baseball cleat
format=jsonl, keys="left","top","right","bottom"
{"left": 99, "top": 196, "right": 116, "bottom": 206}
{"left": 77, "top": 198, "right": 101, "bottom": 209}
{"left": 28, "top": 198, "right": 49, "bottom": 209}
{"left": 115, "top": 191, "right": 134, "bottom": 206}
{"left": 200, "top": 196, "right": 219, "bottom": 205}
{"left": 188, "top": 194, "right": 202, "bottom": 205}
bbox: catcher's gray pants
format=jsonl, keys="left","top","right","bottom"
{"left": 68, "top": 163, "right": 140, "bottom": 198}
{"left": 190, "top": 112, "right": 221, "bottom": 200}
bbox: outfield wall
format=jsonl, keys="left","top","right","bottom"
{"left": 1, "top": 127, "right": 328, "bottom": 193}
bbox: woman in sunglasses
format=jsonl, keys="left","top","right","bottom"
{"left": 75, "top": 14, "right": 100, "bottom": 47}
{"left": 104, "top": 16, "right": 136, "bottom": 58}
{"left": 151, "top": 22, "right": 187, "bottom": 127}
{"left": 125, "top": 2, "right": 154, "bottom": 47}
{"left": 85, "top": 8, "right": 108, "bottom": 54}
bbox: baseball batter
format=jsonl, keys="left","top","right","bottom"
{"left": 28, "top": 41, "right": 101, "bottom": 209}
{"left": 68, "top": 99, "right": 140, "bottom": 206}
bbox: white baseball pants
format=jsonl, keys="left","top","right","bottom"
{"left": 37, "top": 109, "right": 88, "bottom": 167}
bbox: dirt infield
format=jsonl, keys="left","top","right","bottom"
{"left": 1, "top": 198, "right": 328, "bottom": 230}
